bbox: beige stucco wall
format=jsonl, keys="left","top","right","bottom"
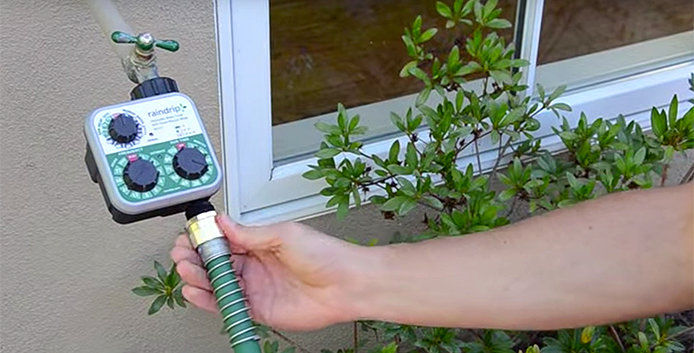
{"left": 1, "top": 1, "right": 692, "bottom": 352}
{"left": 0, "top": 1, "right": 424, "bottom": 351}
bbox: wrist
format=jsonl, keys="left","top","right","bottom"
{"left": 337, "top": 243, "right": 396, "bottom": 323}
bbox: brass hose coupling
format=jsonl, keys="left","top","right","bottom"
{"left": 186, "top": 210, "right": 224, "bottom": 248}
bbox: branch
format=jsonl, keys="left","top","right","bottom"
{"left": 459, "top": 130, "right": 492, "bottom": 152}
{"left": 490, "top": 134, "right": 513, "bottom": 180}
{"left": 474, "top": 138, "right": 483, "bottom": 173}
{"left": 270, "top": 328, "right": 312, "bottom": 353}
{"left": 609, "top": 325, "right": 626, "bottom": 353}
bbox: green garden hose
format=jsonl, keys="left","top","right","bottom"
{"left": 186, "top": 205, "right": 262, "bottom": 353}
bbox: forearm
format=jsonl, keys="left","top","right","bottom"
{"left": 346, "top": 183, "right": 694, "bottom": 330}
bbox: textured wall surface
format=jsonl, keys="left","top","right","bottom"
{"left": 0, "top": 1, "right": 692, "bottom": 353}
{"left": 0, "top": 1, "right": 421, "bottom": 351}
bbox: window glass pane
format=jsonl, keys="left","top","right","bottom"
{"left": 270, "top": 0, "right": 518, "bottom": 126}
{"left": 538, "top": 0, "right": 693, "bottom": 64}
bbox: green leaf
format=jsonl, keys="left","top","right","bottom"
{"left": 548, "top": 85, "right": 566, "bottom": 102}
{"left": 447, "top": 45, "right": 460, "bottom": 69}
{"left": 154, "top": 261, "right": 167, "bottom": 283}
{"left": 485, "top": 18, "right": 511, "bottom": 28}
{"left": 315, "top": 122, "right": 338, "bottom": 134}
{"left": 390, "top": 112, "right": 406, "bottom": 131}
{"left": 387, "top": 164, "right": 411, "bottom": 175}
{"left": 419, "top": 28, "right": 438, "bottom": 43}
{"left": 498, "top": 188, "right": 516, "bottom": 201}
{"left": 405, "top": 143, "right": 418, "bottom": 168}
{"left": 650, "top": 107, "right": 667, "bottom": 138}
{"left": 421, "top": 196, "right": 443, "bottom": 210}
{"left": 166, "top": 263, "right": 179, "bottom": 288}
{"left": 668, "top": 95, "right": 678, "bottom": 127}
{"left": 302, "top": 169, "right": 324, "bottom": 180}
{"left": 389, "top": 140, "right": 400, "bottom": 162}
{"left": 483, "top": 0, "right": 498, "bottom": 17}
{"left": 413, "top": 15, "right": 423, "bottom": 36}
{"left": 399, "top": 61, "right": 418, "bottom": 78}
{"left": 551, "top": 103, "right": 572, "bottom": 112}
{"left": 398, "top": 198, "right": 418, "bottom": 215}
{"left": 348, "top": 115, "right": 360, "bottom": 132}
{"left": 397, "top": 177, "right": 416, "bottom": 196}
{"left": 381, "top": 196, "right": 408, "bottom": 212}
{"left": 315, "top": 148, "right": 340, "bottom": 159}
{"left": 173, "top": 287, "right": 186, "bottom": 307}
{"left": 633, "top": 146, "right": 646, "bottom": 165}
{"left": 436, "top": 1, "right": 453, "bottom": 18}
{"left": 336, "top": 201, "right": 349, "bottom": 220}
{"left": 141, "top": 276, "right": 163, "bottom": 290}
{"left": 490, "top": 70, "right": 512, "bottom": 85}
{"left": 638, "top": 332, "right": 649, "bottom": 348}
{"left": 264, "top": 341, "right": 279, "bottom": 353}
{"left": 408, "top": 66, "right": 430, "bottom": 84}
{"left": 148, "top": 295, "right": 167, "bottom": 315}
{"left": 566, "top": 172, "right": 580, "bottom": 190}
{"left": 401, "top": 34, "right": 416, "bottom": 57}
{"left": 416, "top": 88, "right": 431, "bottom": 106}
{"left": 132, "top": 286, "right": 162, "bottom": 297}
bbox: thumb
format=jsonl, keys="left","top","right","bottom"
{"left": 215, "top": 214, "right": 282, "bottom": 251}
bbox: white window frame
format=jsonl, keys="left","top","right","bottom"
{"left": 215, "top": 0, "right": 694, "bottom": 225}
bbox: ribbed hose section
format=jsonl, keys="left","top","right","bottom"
{"left": 205, "top": 254, "right": 261, "bottom": 352}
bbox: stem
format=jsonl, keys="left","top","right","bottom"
{"left": 609, "top": 325, "right": 626, "bottom": 353}
{"left": 660, "top": 164, "right": 669, "bottom": 186}
{"left": 407, "top": 132, "right": 424, "bottom": 158}
{"left": 353, "top": 322, "right": 358, "bottom": 353}
{"left": 270, "top": 328, "right": 312, "bottom": 353}
{"left": 490, "top": 134, "right": 513, "bottom": 180}
{"left": 474, "top": 137, "right": 483, "bottom": 174}
{"left": 459, "top": 130, "right": 492, "bottom": 152}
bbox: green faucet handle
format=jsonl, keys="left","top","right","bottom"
{"left": 111, "top": 31, "right": 179, "bottom": 52}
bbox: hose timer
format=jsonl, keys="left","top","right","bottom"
{"left": 84, "top": 29, "right": 261, "bottom": 353}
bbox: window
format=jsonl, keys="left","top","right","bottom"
{"left": 534, "top": 0, "right": 694, "bottom": 90}
{"left": 270, "top": 0, "right": 517, "bottom": 162}
{"left": 215, "top": 0, "right": 694, "bottom": 224}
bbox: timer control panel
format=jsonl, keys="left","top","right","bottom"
{"left": 84, "top": 93, "right": 222, "bottom": 223}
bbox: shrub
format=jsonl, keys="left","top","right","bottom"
{"left": 134, "top": 1, "right": 694, "bottom": 352}
{"left": 299, "top": 0, "right": 694, "bottom": 352}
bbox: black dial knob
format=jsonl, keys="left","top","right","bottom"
{"left": 108, "top": 113, "right": 139, "bottom": 143}
{"left": 123, "top": 159, "right": 159, "bottom": 192}
{"left": 173, "top": 147, "right": 208, "bottom": 180}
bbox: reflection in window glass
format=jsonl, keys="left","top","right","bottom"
{"left": 538, "top": 0, "right": 693, "bottom": 64}
{"left": 270, "top": 0, "right": 517, "bottom": 125}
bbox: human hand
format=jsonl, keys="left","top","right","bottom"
{"left": 170, "top": 214, "right": 365, "bottom": 331}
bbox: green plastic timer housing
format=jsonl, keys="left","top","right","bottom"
{"left": 84, "top": 92, "right": 222, "bottom": 223}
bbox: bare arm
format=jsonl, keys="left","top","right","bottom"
{"left": 348, "top": 182, "right": 694, "bottom": 329}
{"left": 173, "top": 183, "right": 693, "bottom": 331}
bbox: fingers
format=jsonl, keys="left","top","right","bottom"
{"left": 230, "top": 254, "right": 246, "bottom": 276}
{"left": 181, "top": 285, "right": 218, "bottom": 313}
{"left": 170, "top": 245, "right": 202, "bottom": 266}
{"left": 216, "top": 214, "right": 283, "bottom": 251}
{"left": 175, "top": 233, "right": 192, "bottom": 249}
{"left": 176, "top": 260, "right": 212, "bottom": 291}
